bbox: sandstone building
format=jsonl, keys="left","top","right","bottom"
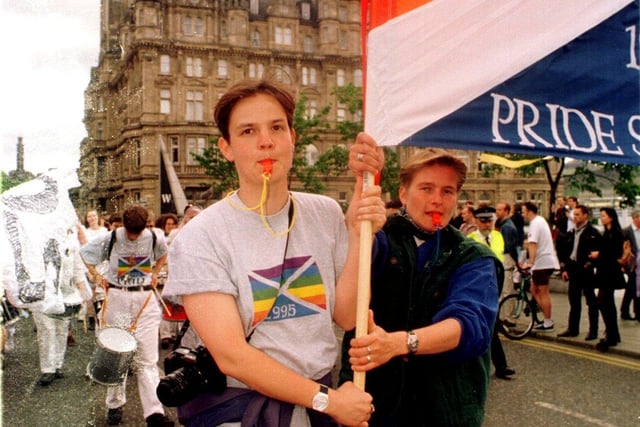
{"left": 78, "top": 0, "right": 558, "bottom": 217}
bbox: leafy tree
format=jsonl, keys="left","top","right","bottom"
{"left": 333, "top": 84, "right": 363, "bottom": 142}
{"left": 1, "top": 170, "right": 35, "bottom": 193}
{"left": 290, "top": 92, "right": 332, "bottom": 192}
{"left": 332, "top": 84, "right": 401, "bottom": 199}
{"left": 193, "top": 85, "right": 402, "bottom": 199}
{"left": 480, "top": 152, "right": 565, "bottom": 220}
{"left": 566, "top": 162, "right": 640, "bottom": 208}
{"left": 192, "top": 138, "right": 238, "bottom": 199}
{"left": 380, "top": 147, "right": 400, "bottom": 199}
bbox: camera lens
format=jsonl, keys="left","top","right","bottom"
{"left": 156, "top": 367, "right": 204, "bottom": 407}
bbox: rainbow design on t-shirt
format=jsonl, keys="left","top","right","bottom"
{"left": 117, "top": 256, "right": 152, "bottom": 278}
{"left": 249, "top": 255, "right": 326, "bottom": 327}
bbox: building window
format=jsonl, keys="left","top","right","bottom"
{"left": 186, "top": 137, "right": 206, "bottom": 165}
{"left": 220, "top": 20, "right": 227, "bottom": 39}
{"left": 515, "top": 192, "right": 525, "bottom": 202}
{"left": 184, "top": 16, "right": 203, "bottom": 36}
{"left": 284, "top": 27, "right": 292, "bottom": 45}
{"left": 250, "top": 0, "right": 259, "bottom": 14}
{"left": 337, "top": 107, "right": 346, "bottom": 122}
{"left": 275, "top": 66, "right": 291, "bottom": 83}
{"left": 186, "top": 57, "right": 202, "bottom": 77}
{"left": 339, "top": 30, "right": 348, "bottom": 50}
{"left": 336, "top": 69, "right": 345, "bottom": 86}
{"left": 218, "top": 60, "right": 228, "bottom": 78}
{"left": 160, "top": 55, "right": 170, "bottom": 74}
{"left": 305, "top": 144, "right": 319, "bottom": 166}
{"left": 96, "top": 122, "right": 103, "bottom": 140}
{"left": 249, "top": 63, "right": 264, "bottom": 79}
{"left": 135, "top": 140, "right": 141, "bottom": 168}
{"left": 303, "top": 35, "right": 313, "bottom": 53}
{"left": 338, "top": 7, "right": 348, "bottom": 22}
{"left": 305, "top": 99, "right": 317, "bottom": 119}
{"left": 160, "top": 89, "right": 171, "bottom": 114}
{"left": 170, "top": 136, "right": 179, "bottom": 163}
{"left": 301, "top": 3, "right": 311, "bottom": 20}
{"left": 275, "top": 27, "right": 292, "bottom": 45}
{"left": 186, "top": 90, "right": 204, "bottom": 121}
{"left": 302, "top": 67, "right": 316, "bottom": 86}
{"left": 97, "top": 157, "right": 105, "bottom": 180}
{"left": 353, "top": 69, "right": 363, "bottom": 87}
{"left": 252, "top": 30, "right": 261, "bottom": 47}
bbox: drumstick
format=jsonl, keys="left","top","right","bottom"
{"left": 152, "top": 287, "right": 172, "bottom": 317}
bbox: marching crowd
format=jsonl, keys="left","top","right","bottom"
{"left": 2, "top": 79, "right": 639, "bottom": 427}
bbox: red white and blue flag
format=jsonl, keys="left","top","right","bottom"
{"left": 362, "top": 0, "right": 640, "bottom": 165}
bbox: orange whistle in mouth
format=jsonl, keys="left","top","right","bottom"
{"left": 432, "top": 211, "right": 442, "bottom": 227}
{"left": 259, "top": 159, "right": 273, "bottom": 175}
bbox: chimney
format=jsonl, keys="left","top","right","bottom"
{"left": 17, "top": 136, "right": 24, "bottom": 172}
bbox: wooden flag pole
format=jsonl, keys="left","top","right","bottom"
{"left": 353, "top": 171, "right": 374, "bottom": 390}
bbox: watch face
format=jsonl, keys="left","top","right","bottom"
{"left": 407, "top": 331, "right": 419, "bottom": 353}
{"left": 312, "top": 385, "right": 329, "bottom": 412}
{"left": 312, "top": 393, "right": 329, "bottom": 411}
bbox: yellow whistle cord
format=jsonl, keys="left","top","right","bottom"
{"left": 225, "top": 173, "right": 296, "bottom": 237}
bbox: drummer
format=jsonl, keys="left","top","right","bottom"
{"left": 81, "top": 204, "right": 174, "bottom": 427}
{"left": 32, "top": 227, "right": 89, "bottom": 386}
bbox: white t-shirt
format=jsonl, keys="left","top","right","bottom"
{"left": 80, "top": 228, "right": 168, "bottom": 287}
{"left": 83, "top": 225, "right": 110, "bottom": 244}
{"left": 527, "top": 215, "right": 560, "bottom": 270}
{"left": 164, "top": 191, "right": 348, "bottom": 381}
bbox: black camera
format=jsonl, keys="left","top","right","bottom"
{"left": 156, "top": 346, "right": 226, "bottom": 407}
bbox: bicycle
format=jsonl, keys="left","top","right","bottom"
{"left": 498, "top": 266, "right": 544, "bottom": 340}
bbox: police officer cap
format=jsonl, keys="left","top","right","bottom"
{"left": 475, "top": 206, "right": 496, "bottom": 221}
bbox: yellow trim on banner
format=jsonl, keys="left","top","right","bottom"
{"left": 479, "top": 153, "right": 553, "bottom": 169}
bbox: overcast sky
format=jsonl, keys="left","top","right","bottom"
{"left": 0, "top": 0, "right": 100, "bottom": 175}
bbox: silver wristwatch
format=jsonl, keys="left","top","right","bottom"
{"left": 312, "top": 384, "right": 329, "bottom": 412}
{"left": 407, "top": 330, "right": 419, "bottom": 354}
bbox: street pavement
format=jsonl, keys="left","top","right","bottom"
{"left": 531, "top": 277, "right": 640, "bottom": 359}
{"left": 2, "top": 278, "right": 638, "bottom": 426}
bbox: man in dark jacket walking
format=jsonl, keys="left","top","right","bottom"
{"left": 558, "top": 205, "right": 602, "bottom": 340}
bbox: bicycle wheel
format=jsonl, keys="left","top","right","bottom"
{"left": 498, "top": 294, "right": 534, "bottom": 340}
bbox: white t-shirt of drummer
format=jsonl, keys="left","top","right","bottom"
{"left": 80, "top": 227, "right": 168, "bottom": 288}
{"left": 163, "top": 192, "right": 348, "bottom": 382}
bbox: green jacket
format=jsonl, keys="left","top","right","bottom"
{"left": 342, "top": 216, "right": 502, "bottom": 427}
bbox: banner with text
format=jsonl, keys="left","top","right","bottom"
{"left": 363, "top": 0, "right": 640, "bottom": 165}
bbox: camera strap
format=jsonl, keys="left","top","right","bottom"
{"left": 247, "top": 197, "right": 294, "bottom": 341}
{"left": 171, "top": 319, "right": 192, "bottom": 351}
{"left": 172, "top": 197, "right": 295, "bottom": 350}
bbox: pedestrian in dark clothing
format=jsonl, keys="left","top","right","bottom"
{"left": 593, "top": 207, "right": 624, "bottom": 352}
{"left": 557, "top": 205, "right": 601, "bottom": 340}
{"left": 511, "top": 203, "right": 525, "bottom": 248}
{"left": 620, "top": 209, "right": 640, "bottom": 321}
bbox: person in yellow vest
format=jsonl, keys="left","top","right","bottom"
{"left": 469, "top": 206, "right": 504, "bottom": 262}
{"left": 469, "top": 206, "right": 515, "bottom": 380}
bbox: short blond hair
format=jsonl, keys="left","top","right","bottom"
{"left": 399, "top": 148, "right": 467, "bottom": 191}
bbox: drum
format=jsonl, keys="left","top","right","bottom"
{"left": 47, "top": 295, "right": 83, "bottom": 320}
{"left": 162, "top": 300, "right": 187, "bottom": 322}
{"left": 1, "top": 297, "right": 21, "bottom": 326}
{"left": 87, "top": 327, "right": 137, "bottom": 385}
